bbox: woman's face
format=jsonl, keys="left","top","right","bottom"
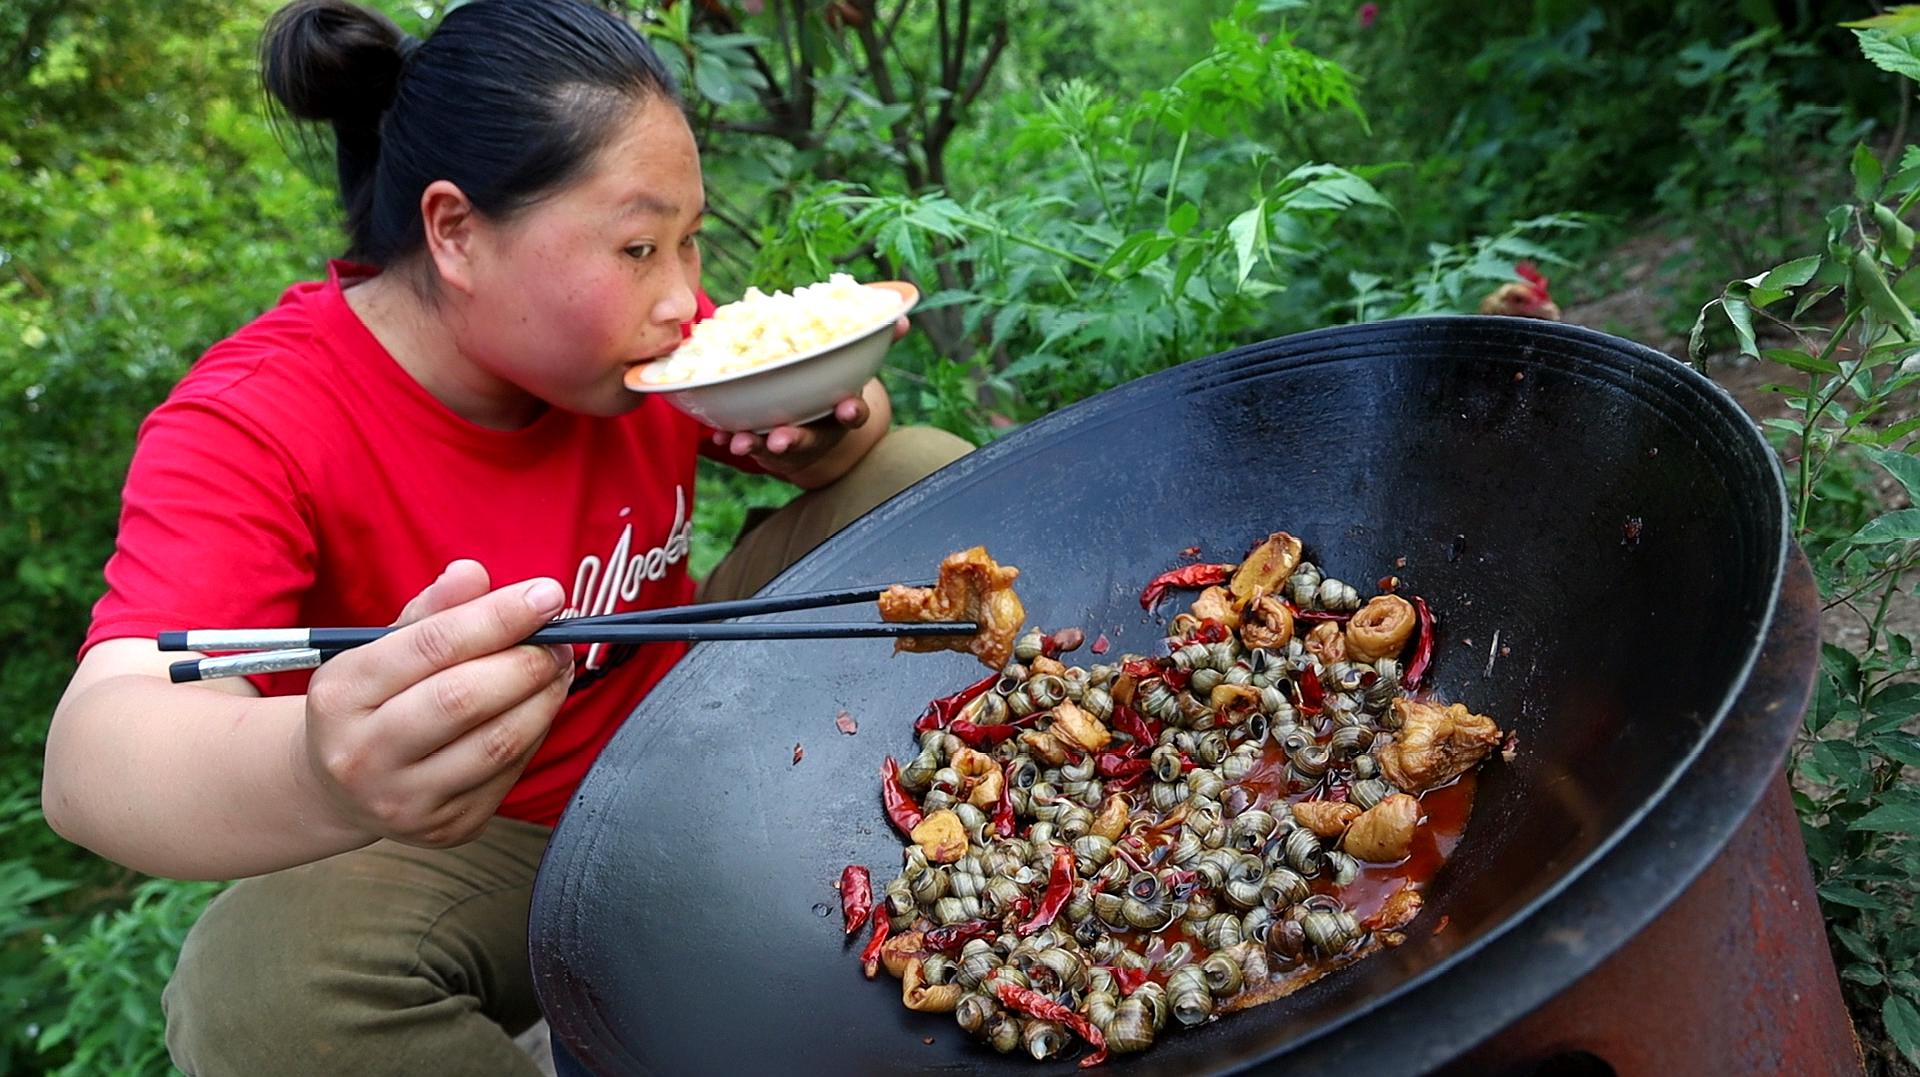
{"left": 458, "top": 94, "right": 706, "bottom": 419}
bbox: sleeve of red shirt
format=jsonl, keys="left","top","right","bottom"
{"left": 82, "top": 390, "right": 318, "bottom": 672}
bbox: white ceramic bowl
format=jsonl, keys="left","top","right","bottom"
{"left": 624, "top": 280, "right": 918, "bottom": 432}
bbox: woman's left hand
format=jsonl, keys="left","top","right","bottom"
{"left": 714, "top": 376, "right": 893, "bottom": 488}
{"left": 712, "top": 315, "right": 906, "bottom": 486}
{"left": 717, "top": 387, "right": 871, "bottom": 462}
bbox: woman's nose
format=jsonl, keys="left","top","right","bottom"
{"left": 654, "top": 267, "right": 697, "bottom": 325}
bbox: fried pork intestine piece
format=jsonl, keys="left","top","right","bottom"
{"left": 878, "top": 547, "right": 1025, "bottom": 669}
{"left": 1240, "top": 592, "right": 1295, "bottom": 650}
{"left": 1343, "top": 793, "right": 1421, "bottom": 862}
{"left": 1368, "top": 884, "right": 1424, "bottom": 933}
{"left": 1379, "top": 700, "right": 1503, "bottom": 794}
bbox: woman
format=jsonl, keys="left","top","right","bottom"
{"left": 38, "top": 1, "right": 968, "bottom": 1072}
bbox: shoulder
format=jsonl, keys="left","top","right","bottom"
{"left": 134, "top": 275, "right": 363, "bottom": 479}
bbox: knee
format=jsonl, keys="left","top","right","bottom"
{"left": 164, "top": 880, "right": 334, "bottom": 1073}
{"left": 858, "top": 424, "right": 973, "bottom": 485}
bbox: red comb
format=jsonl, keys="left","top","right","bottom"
{"left": 1515, "top": 261, "right": 1550, "bottom": 295}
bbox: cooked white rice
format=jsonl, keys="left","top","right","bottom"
{"left": 635, "top": 274, "right": 899, "bottom": 385}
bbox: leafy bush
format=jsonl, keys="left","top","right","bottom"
{"left": 1692, "top": 17, "right": 1920, "bottom": 1068}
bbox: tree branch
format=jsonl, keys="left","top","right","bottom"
{"left": 850, "top": 0, "right": 923, "bottom": 188}
{"left": 923, "top": 18, "right": 1008, "bottom": 189}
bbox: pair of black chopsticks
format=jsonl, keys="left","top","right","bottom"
{"left": 159, "top": 579, "right": 970, "bottom": 684}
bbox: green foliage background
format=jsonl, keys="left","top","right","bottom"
{"left": 3, "top": 0, "right": 1915, "bottom": 1072}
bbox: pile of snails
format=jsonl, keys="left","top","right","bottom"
{"left": 849, "top": 535, "right": 1499, "bottom": 1067}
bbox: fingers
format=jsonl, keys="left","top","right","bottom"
{"left": 718, "top": 394, "right": 869, "bottom": 458}
{"left": 390, "top": 560, "right": 491, "bottom": 627}
{"left": 379, "top": 641, "right": 573, "bottom": 762}
{"left": 342, "top": 576, "right": 568, "bottom": 709}
{"left": 891, "top": 314, "right": 910, "bottom": 340}
{"left": 833, "top": 394, "right": 871, "bottom": 427}
{"left": 411, "top": 670, "right": 569, "bottom": 802}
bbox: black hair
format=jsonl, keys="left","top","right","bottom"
{"left": 260, "top": 0, "right": 680, "bottom": 266}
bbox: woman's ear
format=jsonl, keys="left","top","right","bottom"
{"left": 420, "top": 180, "right": 479, "bottom": 296}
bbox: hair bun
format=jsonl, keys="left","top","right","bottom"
{"left": 261, "top": 0, "right": 411, "bottom": 131}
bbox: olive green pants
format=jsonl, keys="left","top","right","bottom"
{"left": 163, "top": 426, "right": 970, "bottom": 1077}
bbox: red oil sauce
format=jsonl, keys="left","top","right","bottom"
{"left": 1314, "top": 774, "right": 1475, "bottom": 918}
{"left": 1237, "top": 735, "right": 1475, "bottom": 910}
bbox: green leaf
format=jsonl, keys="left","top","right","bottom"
{"left": 1843, "top": 963, "right": 1887, "bottom": 986}
{"left": 1795, "top": 285, "right": 1839, "bottom": 320}
{"left": 1872, "top": 734, "right": 1920, "bottom": 767}
{"left": 1691, "top": 292, "right": 1760, "bottom": 362}
{"left": 1861, "top": 446, "right": 1920, "bottom": 502}
{"left": 1852, "top": 802, "right": 1920, "bottom": 833}
{"left": 1836, "top": 923, "right": 1880, "bottom": 963}
{"left": 1167, "top": 202, "right": 1200, "bottom": 237}
{"left": 1877, "top": 204, "right": 1917, "bottom": 265}
{"left": 1844, "top": 8, "right": 1920, "bottom": 33}
{"left": 1227, "top": 201, "right": 1267, "bottom": 289}
{"left": 1751, "top": 255, "right": 1824, "bottom": 308}
{"left": 1885, "top": 994, "right": 1920, "bottom": 1067}
{"left": 1761, "top": 347, "right": 1841, "bottom": 375}
{"left": 1866, "top": 684, "right": 1920, "bottom": 734}
{"left": 1856, "top": 143, "right": 1887, "bottom": 202}
{"left": 1853, "top": 508, "right": 1920, "bottom": 544}
{"left": 1825, "top": 642, "right": 1863, "bottom": 685}
{"left": 999, "top": 350, "right": 1066, "bottom": 380}
{"left": 1856, "top": 29, "right": 1920, "bottom": 83}
{"left": 1853, "top": 249, "right": 1920, "bottom": 339}
{"left": 1821, "top": 882, "right": 1890, "bottom": 911}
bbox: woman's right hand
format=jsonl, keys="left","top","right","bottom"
{"left": 301, "top": 560, "right": 573, "bottom": 847}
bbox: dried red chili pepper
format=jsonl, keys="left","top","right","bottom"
{"left": 1138, "top": 562, "right": 1234, "bottom": 609}
{"left": 1191, "top": 619, "right": 1230, "bottom": 643}
{"left": 1290, "top": 604, "right": 1351, "bottom": 624}
{"left": 993, "top": 761, "right": 1017, "bottom": 837}
{"left": 1120, "top": 656, "right": 1190, "bottom": 693}
{"left": 1294, "top": 668, "right": 1326, "bottom": 714}
{"left": 1094, "top": 751, "right": 1151, "bottom": 781}
{"left": 1109, "top": 704, "right": 1158, "bottom": 750}
{"left": 1404, "top": 595, "right": 1436, "bottom": 690}
{"left": 880, "top": 756, "right": 924, "bottom": 836}
{"left": 859, "top": 911, "right": 890, "bottom": 979}
{"left": 839, "top": 865, "right": 873, "bottom": 937}
{"left": 1018, "top": 845, "right": 1076, "bottom": 935}
{"left": 1106, "top": 768, "right": 1152, "bottom": 793}
{"left": 914, "top": 672, "right": 999, "bottom": 733}
{"left": 1107, "top": 964, "right": 1149, "bottom": 996}
{"left": 992, "top": 980, "right": 1109, "bottom": 1068}
{"left": 923, "top": 918, "right": 998, "bottom": 953}
{"left": 946, "top": 719, "right": 1026, "bottom": 748}
{"left": 1091, "top": 633, "right": 1110, "bottom": 655}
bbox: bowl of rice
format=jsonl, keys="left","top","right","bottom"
{"left": 625, "top": 274, "right": 918, "bottom": 432}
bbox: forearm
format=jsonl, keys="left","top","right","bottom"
{"left": 43, "top": 676, "right": 371, "bottom": 880}
{"left": 779, "top": 378, "right": 894, "bottom": 489}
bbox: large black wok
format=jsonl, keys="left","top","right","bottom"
{"left": 530, "top": 316, "right": 1791, "bottom": 1075}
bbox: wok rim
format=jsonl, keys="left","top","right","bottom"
{"left": 532, "top": 314, "right": 1792, "bottom": 1075}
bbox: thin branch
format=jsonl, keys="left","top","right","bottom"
{"left": 850, "top": 3, "right": 923, "bottom": 188}
{"left": 924, "top": 20, "right": 1008, "bottom": 188}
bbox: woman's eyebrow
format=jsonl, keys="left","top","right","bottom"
{"left": 622, "top": 193, "right": 707, "bottom": 222}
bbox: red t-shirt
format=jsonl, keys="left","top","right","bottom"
{"left": 84, "top": 261, "right": 727, "bottom": 826}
